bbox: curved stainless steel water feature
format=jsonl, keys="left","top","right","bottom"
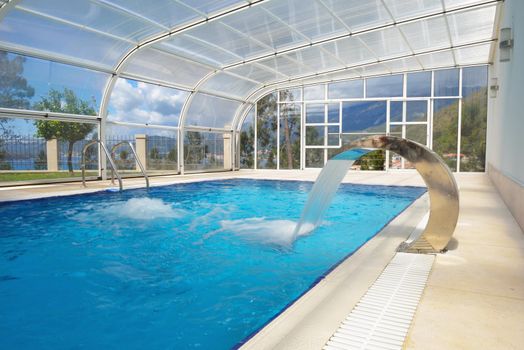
{"left": 295, "top": 135, "right": 459, "bottom": 253}
{"left": 110, "top": 141, "right": 149, "bottom": 190}
{"left": 81, "top": 140, "right": 123, "bottom": 191}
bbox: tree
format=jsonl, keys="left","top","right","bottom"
{"left": 256, "top": 93, "right": 277, "bottom": 169}
{"left": 33, "top": 88, "right": 97, "bottom": 173}
{"left": 149, "top": 147, "right": 160, "bottom": 160}
{"left": 0, "top": 52, "right": 35, "bottom": 169}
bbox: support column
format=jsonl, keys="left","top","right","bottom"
{"left": 223, "top": 128, "right": 232, "bottom": 170}
{"left": 46, "top": 138, "right": 59, "bottom": 171}
{"left": 135, "top": 134, "right": 147, "bottom": 171}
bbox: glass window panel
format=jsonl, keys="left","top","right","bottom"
{"left": 406, "top": 124, "right": 427, "bottom": 145}
{"left": 328, "top": 80, "right": 364, "bottom": 99}
{"left": 107, "top": 79, "right": 188, "bottom": 127}
{"left": 279, "top": 104, "right": 301, "bottom": 169}
{"left": 460, "top": 76, "right": 487, "bottom": 172}
{"left": 342, "top": 101, "right": 387, "bottom": 133}
{"left": 239, "top": 109, "right": 255, "bottom": 169}
{"left": 406, "top": 101, "right": 428, "bottom": 122}
{"left": 328, "top": 103, "right": 339, "bottom": 123}
{"left": 200, "top": 73, "right": 260, "bottom": 99}
{"left": 322, "top": 0, "right": 392, "bottom": 31}
{"left": 263, "top": 0, "right": 346, "bottom": 40}
{"left": 256, "top": 93, "right": 277, "bottom": 169}
{"left": 303, "top": 85, "right": 325, "bottom": 100}
{"left": 462, "top": 66, "right": 488, "bottom": 98}
{"left": 390, "top": 101, "right": 403, "bottom": 122}
{"left": 321, "top": 38, "right": 376, "bottom": 66}
{"left": 185, "top": 93, "right": 240, "bottom": 128}
{"left": 327, "top": 125, "right": 340, "bottom": 146}
{"left": 433, "top": 99, "right": 459, "bottom": 171}
{"left": 227, "top": 64, "right": 286, "bottom": 83}
{"left": 390, "top": 124, "right": 403, "bottom": 137}
{"left": 106, "top": 123, "right": 178, "bottom": 176}
{"left": 185, "top": 21, "right": 269, "bottom": 60}
{"left": 20, "top": 0, "right": 163, "bottom": 43}
{"left": 306, "top": 104, "right": 325, "bottom": 123}
{"left": 279, "top": 89, "right": 302, "bottom": 102}
{"left": 184, "top": 131, "right": 225, "bottom": 172}
{"left": 383, "top": 0, "right": 442, "bottom": 21}
{"left": 434, "top": 68, "right": 459, "bottom": 96}
{"left": 0, "top": 117, "right": 98, "bottom": 183}
{"left": 306, "top": 126, "right": 324, "bottom": 146}
{"left": 107, "top": 0, "right": 201, "bottom": 29}
{"left": 407, "top": 72, "right": 431, "bottom": 97}
{"left": 0, "top": 51, "right": 108, "bottom": 113}
{"left": 123, "top": 47, "right": 213, "bottom": 88}
{"left": 453, "top": 43, "right": 491, "bottom": 66}
{"left": 417, "top": 51, "right": 455, "bottom": 69}
{"left": 358, "top": 27, "right": 411, "bottom": 58}
{"left": 0, "top": 9, "right": 131, "bottom": 69}
{"left": 447, "top": 5, "right": 497, "bottom": 46}
{"left": 305, "top": 148, "right": 324, "bottom": 167}
{"left": 366, "top": 74, "right": 403, "bottom": 98}
{"left": 221, "top": 6, "right": 306, "bottom": 50}
{"left": 399, "top": 17, "right": 450, "bottom": 53}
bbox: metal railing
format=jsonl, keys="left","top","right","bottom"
{"left": 81, "top": 140, "right": 122, "bottom": 191}
{"left": 110, "top": 141, "right": 149, "bottom": 189}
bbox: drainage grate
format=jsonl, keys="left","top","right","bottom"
{"left": 324, "top": 252, "right": 435, "bottom": 350}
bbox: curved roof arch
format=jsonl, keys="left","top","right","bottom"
{"left": 0, "top": 0, "right": 501, "bottom": 129}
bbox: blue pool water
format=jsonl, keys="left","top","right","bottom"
{"left": 0, "top": 179, "right": 425, "bottom": 349}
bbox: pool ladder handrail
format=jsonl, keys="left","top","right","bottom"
{"left": 110, "top": 141, "right": 149, "bottom": 190}
{"left": 81, "top": 140, "right": 123, "bottom": 191}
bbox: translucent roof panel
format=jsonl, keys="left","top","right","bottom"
{"left": 399, "top": 16, "right": 451, "bottom": 53}
{"left": 321, "top": 37, "right": 376, "bottom": 66}
{"left": 287, "top": 46, "right": 345, "bottom": 72}
{"left": 358, "top": 27, "right": 412, "bottom": 59}
{"left": 443, "top": 0, "right": 494, "bottom": 11}
{"left": 262, "top": 0, "right": 347, "bottom": 40}
{"left": 454, "top": 42, "right": 492, "bottom": 66}
{"left": 156, "top": 38, "right": 236, "bottom": 67}
{"left": 0, "top": 9, "right": 132, "bottom": 69}
{"left": 226, "top": 64, "right": 287, "bottom": 83}
{"left": 220, "top": 6, "right": 307, "bottom": 50}
{"left": 17, "top": 0, "right": 164, "bottom": 43}
{"left": 182, "top": 21, "right": 270, "bottom": 61}
{"left": 177, "top": 0, "right": 246, "bottom": 16}
{"left": 107, "top": 0, "right": 201, "bottom": 29}
{"left": 199, "top": 73, "right": 261, "bottom": 99}
{"left": 417, "top": 50, "right": 455, "bottom": 69}
{"left": 321, "top": 0, "right": 391, "bottom": 32}
{"left": 447, "top": 4, "right": 497, "bottom": 46}
{"left": 122, "top": 47, "right": 213, "bottom": 88}
{"left": 257, "top": 55, "right": 314, "bottom": 78}
{"left": 107, "top": 78, "right": 189, "bottom": 127}
{"left": 185, "top": 93, "right": 241, "bottom": 128}
{"left": 386, "top": 57, "right": 423, "bottom": 73}
{"left": 382, "top": 0, "right": 443, "bottom": 21}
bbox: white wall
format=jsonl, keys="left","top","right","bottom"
{"left": 488, "top": 0, "right": 524, "bottom": 185}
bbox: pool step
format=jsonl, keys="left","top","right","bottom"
{"left": 323, "top": 252, "right": 434, "bottom": 350}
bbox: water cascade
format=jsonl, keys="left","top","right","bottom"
{"left": 292, "top": 148, "right": 374, "bottom": 240}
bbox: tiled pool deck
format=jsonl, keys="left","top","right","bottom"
{"left": 1, "top": 170, "right": 522, "bottom": 349}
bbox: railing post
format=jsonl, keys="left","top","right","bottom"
{"left": 46, "top": 138, "right": 59, "bottom": 171}
{"left": 135, "top": 134, "right": 147, "bottom": 171}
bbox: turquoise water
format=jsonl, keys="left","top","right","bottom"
{"left": 0, "top": 179, "right": 425, "bottom": 349}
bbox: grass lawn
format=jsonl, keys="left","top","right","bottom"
{"left": 0, "top": 171, "right": 98, "bottom": 182}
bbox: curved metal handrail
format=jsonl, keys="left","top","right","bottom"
{"left": 334, "top": 135, "right": 459, "bottom": 253}
{"left": 110, "top": 141, "right": 149, "bottom": 190}
{"left": 81, "top": 140, "right": 123, "bottom": 191}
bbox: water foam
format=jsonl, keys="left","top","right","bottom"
{"left": 219, "top": 218, "right": 315, "bottom": 247}
{"left": 110, "top": 197, "right": 186, "bottom": 220}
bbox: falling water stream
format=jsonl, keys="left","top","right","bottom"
{"left": 292, "top": 148, "right": 373, "bottom": 240}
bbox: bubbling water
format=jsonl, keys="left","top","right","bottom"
{"left": 110, "top": 197, "right": 186, "bottom": 220}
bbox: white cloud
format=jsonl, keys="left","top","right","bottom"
{"left": 107, "top": 79, "right": 189, "bottom": 126}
